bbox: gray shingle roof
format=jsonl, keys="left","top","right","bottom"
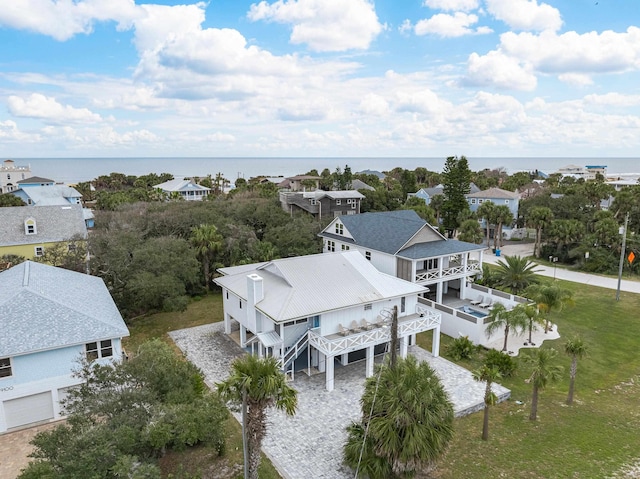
{"left": 466, "top": 187, "right": 519, "bottom": 199}
{"left": 0, "top": 261, "right": 129, "bottom": 356}
{"left": 320, "top": 210, "right": 440, "bottom": 255}
{"left": 0, "top": 205, "right": 88, "bottom": 246}
{"left": 214, "top": 251, "right": 424, "bottom": 323}
{"left": 398, "top": 239, "right": 484, "bottom": 259}
{"left": 17, "top": 177, "right": 54, "bottom": 184}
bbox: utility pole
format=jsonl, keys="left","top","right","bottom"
{"left": 616, "top": 212, "right": 629, "bottom": 302}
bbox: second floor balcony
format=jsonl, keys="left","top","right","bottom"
{"left": 415, "top": 260, "right": 480, "bottom": 283}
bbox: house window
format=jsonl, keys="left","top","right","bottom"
{"left": 86, "top": 340, "right": 113, "bottom": 361}
{"left": 311, "top": 315, "right": 320, "bottom": 328}
{"left": 505, "top": 199, "right": 510, "bottom": 204}
{"left": 424, "top": 258, "right": 438, "bottom": 270}
{"left": 336, "top": 199, "right": 341, "bottom": 205}
{"left": 226, "top": 291, "right": 229, "bottom": 299}
{"left": 351, "top": 202, "right": 357, "bottom": 209}
{"left": 310, "top": 199, "right": 317, "bottom": 205}
{"left": 239, "top": 300, "right": 243, "bottom": 309}
{"left": 365, "top": 251, "right": 371, "bottom": 261}
{"left": 25, "top": 218, "right": 37, "bottom": 235}
{"left": 401, "top": 297, "right": 406, "bottom": 313}
{"left": 34, "top": 246, "right": 44, "bottom": 257}
{"left": 478, "top": 199, "right": 484, "bottom": 204}
{"left": 68, "top": 243, "right": 77, "bottom": 253}
{"left": 335, "top": 223, "right": 343, "bottom": 235}
{"left": 364, "top": 303, "right": 372, "bottom": 311}
{"left": 346, "top": 199, "right": 353, "bottom": 204}
{"left": 470, "top": 199, "right": 476, "bottom": 204}
{"left": 341, "top": 244, "right": 349, "bottom": 251}
{"left": 327, "top": 240, "right": 335, "bottom": 252}
{"left": 0, "top": 357, "right": 12, "bottom": 378}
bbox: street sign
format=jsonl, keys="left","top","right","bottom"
{"left": 628, "top": 251, "right": 636, "bottom": 264}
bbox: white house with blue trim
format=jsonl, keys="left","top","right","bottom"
{"left": 0, "top": 261, "right": 129, "bottom": 432}
{"left": 153, "top": 178, "right": 210, "bottom": 201}
{"left": 11, "top": 185, "right": 83, "bottom": 206}
{"left": 214, "top": 251, "right": 441, "bottom": 391}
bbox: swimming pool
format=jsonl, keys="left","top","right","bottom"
{"left": 458, "top": 306, "right": 488, "bottom": 318}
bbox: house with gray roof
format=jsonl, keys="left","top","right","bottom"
{"left": 319, "top": 210, "right": 484, "bottom": 305}
{"left": 279, "top": 189, "right": 365, "bottom": 218}
{"left": 16, "top": 176, "right": 55, "bottom": 188}
{"left": 408, "top": 183, "right": 480, "bottom": 205}
{"left": 214, "top": 251, "right": 441, "bottom": 391}
{"left": 11, "top": 184, "right": 82, "bottom": 206}
{"left": 0, "top": 204, "right": 88, "bottom": 260}
{"left": 0, "top": 261, "right": 129, "bottom": 432}
{"left": 466, "top": 187, "right": 520, "bottom": 239}
{"left": 153, "top": 178, "right": 210, "bottom": 201}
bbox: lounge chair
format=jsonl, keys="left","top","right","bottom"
{"left": 350, "top": 320, "right": 363, "bottom": 332}
{"left": 469, "top": 295, "right": 483, "bottom": 305}
{"left": 361, "top": 318, "right": 375, "bottom": 330}
{"left": 479, "top": 296, "right": 493, "bottom": 308}
{"left": 338, "top": 324, "right": 350, "bottom": 336}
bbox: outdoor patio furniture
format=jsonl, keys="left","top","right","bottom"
{"left": 361, "top": 318, "right": 375, "bottom": 330}
{"left": 469, "top": 295, "right": 483, "bottom": 305}
{"left": 479, "top": 296, "right": 493, "bottom": 308}
{"left": 350, "top": 320, "right": 363, "bottom": 332}
{"left": 338, "top": 324, "right": 351, "bottom": 336}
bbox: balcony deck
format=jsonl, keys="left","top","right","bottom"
{"left": 415, "top": 261, "right": 481, "bottom": 283}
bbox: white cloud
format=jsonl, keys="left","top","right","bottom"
{"left": 395, "top": 89, "right": 451, "bottom": 115}
{"left": 463, "top": 51, "right": 537, "bottom": 90}
{"left": 7, "top": 94, "right": 102, "bottom": 123}
{"left": 0, "top": 120, "right": 37, "bottom": 142}
{"left": 414, "top": 12, "right": 491, "bottom": 37}
{"left": 359, "top": 93, "right": 389, "bottom": 116}
{"left": 583, "top": 92, "right": 640, "bottom": 107}
{"left": 207, "top": 132, "right": 237, "bottom": 142}
{"left": 247, "top": 0, "right": 383, "bottom": 52}
{"left": 485, "top": 0, "right": 562, "bottom": 32}
{"left": 558, "top": 73, "right": 593, "bottom": 87}
{"left": 0, "top": 0, "right": 142, "bottom": 41}
{"left": 423, "top": 0, "right": 479, "bottom": 12}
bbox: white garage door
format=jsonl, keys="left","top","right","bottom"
{"left": 4, "top": 391, "right": 54, "bottom": 429}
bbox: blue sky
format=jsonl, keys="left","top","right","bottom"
{"left": 1, "top": 0, "right": 639, "bottom": 158}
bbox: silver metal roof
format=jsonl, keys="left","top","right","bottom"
{"left": 214, "top": 251, "right": 424, "bottom": 323}
{"left": 0, "top": 261, "right": 129, "bottom": 357}
{"left": 14, "top": 185, "right": 82, "bottom": 205}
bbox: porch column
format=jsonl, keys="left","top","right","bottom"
{"left": 432, "top": 326, "right": 441, "bottom": 357}
{"left": 224, "top": 313, "right": 231, "bottom": 334}
{"left": 461, "top": 254, "right": 469, "bottom": 300}
{"left": 341, "top": 353, "right": 349, "bottom": 366}
{"left": 240, "top": 324, "right": 247, "bottom": 348}
{"left": 365, "top": 345, "right": 375, "bottom": 378}
{"left": 318, "top": 352, "right": 326, "bottom": 372}
{"left": 436, "top": 282, "right": 443, "bottom": 304}
{"left": 326, "top": 356, "right": 335, "bottom": 391}
{"left": 479, "top": 249, "right": 484, "bottom": 267}
{"left": 400, "top": 336, "right": 408, "bottom": 359}
{"left": 411, "top": 260, "right": 417, "bottom": 283}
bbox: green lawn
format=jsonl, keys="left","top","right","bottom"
{"left": 130, "top": 279, "right": 640, "bottom": 478}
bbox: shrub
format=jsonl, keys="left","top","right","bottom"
{"left": 447, "top": 336, "right": 478, "bottom": 361}
{"left": 484, "top": 349, "right": 517, "bottom": 377}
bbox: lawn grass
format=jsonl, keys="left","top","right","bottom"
{"left": 425, "top": 279, "right": 640, "bottom": 479}
{"left": 123, "top": 294, "right": 281, "bottom": 479}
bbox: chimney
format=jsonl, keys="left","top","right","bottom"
{"left": 247, "top": 273, "right": 264, "bottom": 305}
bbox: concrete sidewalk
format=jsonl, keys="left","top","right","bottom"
{"left": 483, "top": 242, "right": 640, "bottom": 294}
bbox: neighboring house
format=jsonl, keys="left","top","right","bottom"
{"left": 556, "top": 164, "right": 607, "bottom": 181}
{"left": 0, "top": 160, "right": 31, "bottom": 194}
{"left": 0, "top": 261, "right": 129, "bottom": 432}
{"left": 153, "top": 178, "right": 210, "bottom": 201}
{"left": 11, "top": 185, "right": 82, "bottom": 206}
{"left": 351, "top": 179, "right": 375, "bottom": 191}
{"left": 214, "top": 251, "right": 440, "bottom": 391}
{"left": 407, "top": 183, "right": 480, "bottom": 205}
{"left": 318, "top": 210, "right": 484, "bottom": 304}
{"left": 466, "top": 187, "right": 520, "bottom": 235}
{"left": 277, "top": 175, "right": 321, "bottom": 191}
{"left": 0, "top": 205, "right": 88, "bottom": 260}
{"left": 279, "top": 190, "right": 365, "bottom": 218}
{"left": 16, "top": 176, "right": 55, "bottom": 188}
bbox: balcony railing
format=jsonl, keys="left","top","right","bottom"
{"left": 415, "top": 262, "right": 480, "bottom": 283}
{"left": 308, "top": 309, "right": 441, "bottom": 357}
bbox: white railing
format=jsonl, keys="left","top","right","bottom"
{"left": 278, "top": 332, "right": 309, "bottom": 379}
{"left": 308, "top": 310, "right": 441, "bottom": 356}
{"left": 415, "top": 262, "right": 481, "bottom": 283}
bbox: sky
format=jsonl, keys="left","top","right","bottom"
{"left": 1, "top": 0, "right": 639, "bottom": 158}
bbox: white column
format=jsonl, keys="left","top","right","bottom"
{"left": 311, "top": 348, "right": 319, "bottom": 368}
{"left": 432, "top": 326, "right": 441, "bottom": 357}
{"left": 411, "top": 260, "right": 417, "bottom": 283}
{"left": 365, "top": 345, "right": 375, "bottom": 378}
{"left": 341, "top": 353, "right": 349, "bottom": 366}
{"left": 400, "top": 336, "right": 408, "bottom": 359}
{"left": 240, "top": 325, "right": 247, "bottom": 348}
{"left": 224, "top": 313, "right": 231, "bottom": 335}
{"left": 326, "top": 356, "right": 335, "bottom": 392}
{"left": 318, "top": 352, "right": 326, "bottom": 372}
{"left": 461, "top": 254, "right": 469, "bottom": 300}
{"left": 51, "top": 388, "right": 61, "bottom": 419}
{"left": 436, "top": 282, "right": 443, "bottom": 304}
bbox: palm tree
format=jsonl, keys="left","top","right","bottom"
{"left": 564, "top": 335, "right": 588, "bottom": 405}
{"left": 472, "top": 365, "right": 502, "bottom": 441}
{"left": 523, "top": 348, "right": 564, "bottom": 420}
{"left": 494, "top": 255, "right": 541, "bottom": 295}
{"left": 217, "top": 355, "right": 298, "bottom": 479}
{"left": 485, "top": 303, "right": 528, "bottom": 352}
{"left": 343, "top": 355, "right": 454, "bottom": 478}
{"left": 458, "top": 218, "right": 484, "bottom": 244}
{"left": 526, "top": 206, "right": 553, "bottom": 258}
{"left": 523, "top": 302, "right": 544, "bottom": 346}
{"left": 190, "top": 224, "right": 223, "bottom": 290}
{"left": 493, "top": 204, "right": 514, "bottom": 251}
{"left": 477, "top": 201, "right": 497, "bottom": 248}
{"left": 527, "top": 284, "right": 574, "bottom": 333}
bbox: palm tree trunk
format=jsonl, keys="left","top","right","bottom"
{"left": 530, "top": 384, "right": 539, "bottom": 420}
{"left": 482, "top": 405, "right": 490, "bottom": 441}
{"left": 528, "top": 320, "right": 533, "bottom": 344}
{"left": 502, "top": 325, "right": 510, "bottom": 351}
{"left": 535, "top": 227, "right": 542, "bottom": 258}
{"left": 567, "top": 357, "right": 577, "bottom": 405}
{"left": 486, "top": 223, "right": 491, "bottom": 248}
{"left": 203, "top": 258, "right": 210, "bottom": 291}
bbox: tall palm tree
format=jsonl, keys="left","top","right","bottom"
{"left": 494, "top": 255, "right": 541, "bottom": 295}
{"left": 523, "top": 302, "right": 544, "bottom": 346}
{"left": 477, "top": 200, "right": 497, "bottom": 248}
{"left": 190, "top": 224, "right": 223, "bottom": 290}
{"left": 564, "top": 335, "right": 588, "bottom": 405}
{"left": 217, "top": 355, "right": 298, "bottom": 479}
{"left": 526, "top": 206, "right": 553, "bottom": 258}
{"left": 523, "top": 348, "right": 563, "bottom": 420}
{"left": 458, "top": 218, "right": 484, "bottom": 244}
{"left": 493, "top": 204, "right": 514, "bottom": 251}
{"left": 472, "top": 365, "right": 502, "bottom": 441}
{"left": 343, "top": 355, "right": 454, "bottom": 478}
{"left": 527, "top": 284, "right": 574, "bottom": 333}
{"left": 485, "top": 303, "right": 528, "bottom": 352}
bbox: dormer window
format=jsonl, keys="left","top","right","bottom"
{"left": 335, "top": 223, "right": 343, "bottom": 235}
{"left": 24, "top": 218, "right": 37, "bottom": 235}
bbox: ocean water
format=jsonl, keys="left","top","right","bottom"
{"left": 6, "top": 157, "right": 639, "bottom": 185}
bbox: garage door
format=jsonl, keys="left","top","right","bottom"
{"left": 4, "top": 391, "right": 54, "bottom": 429}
